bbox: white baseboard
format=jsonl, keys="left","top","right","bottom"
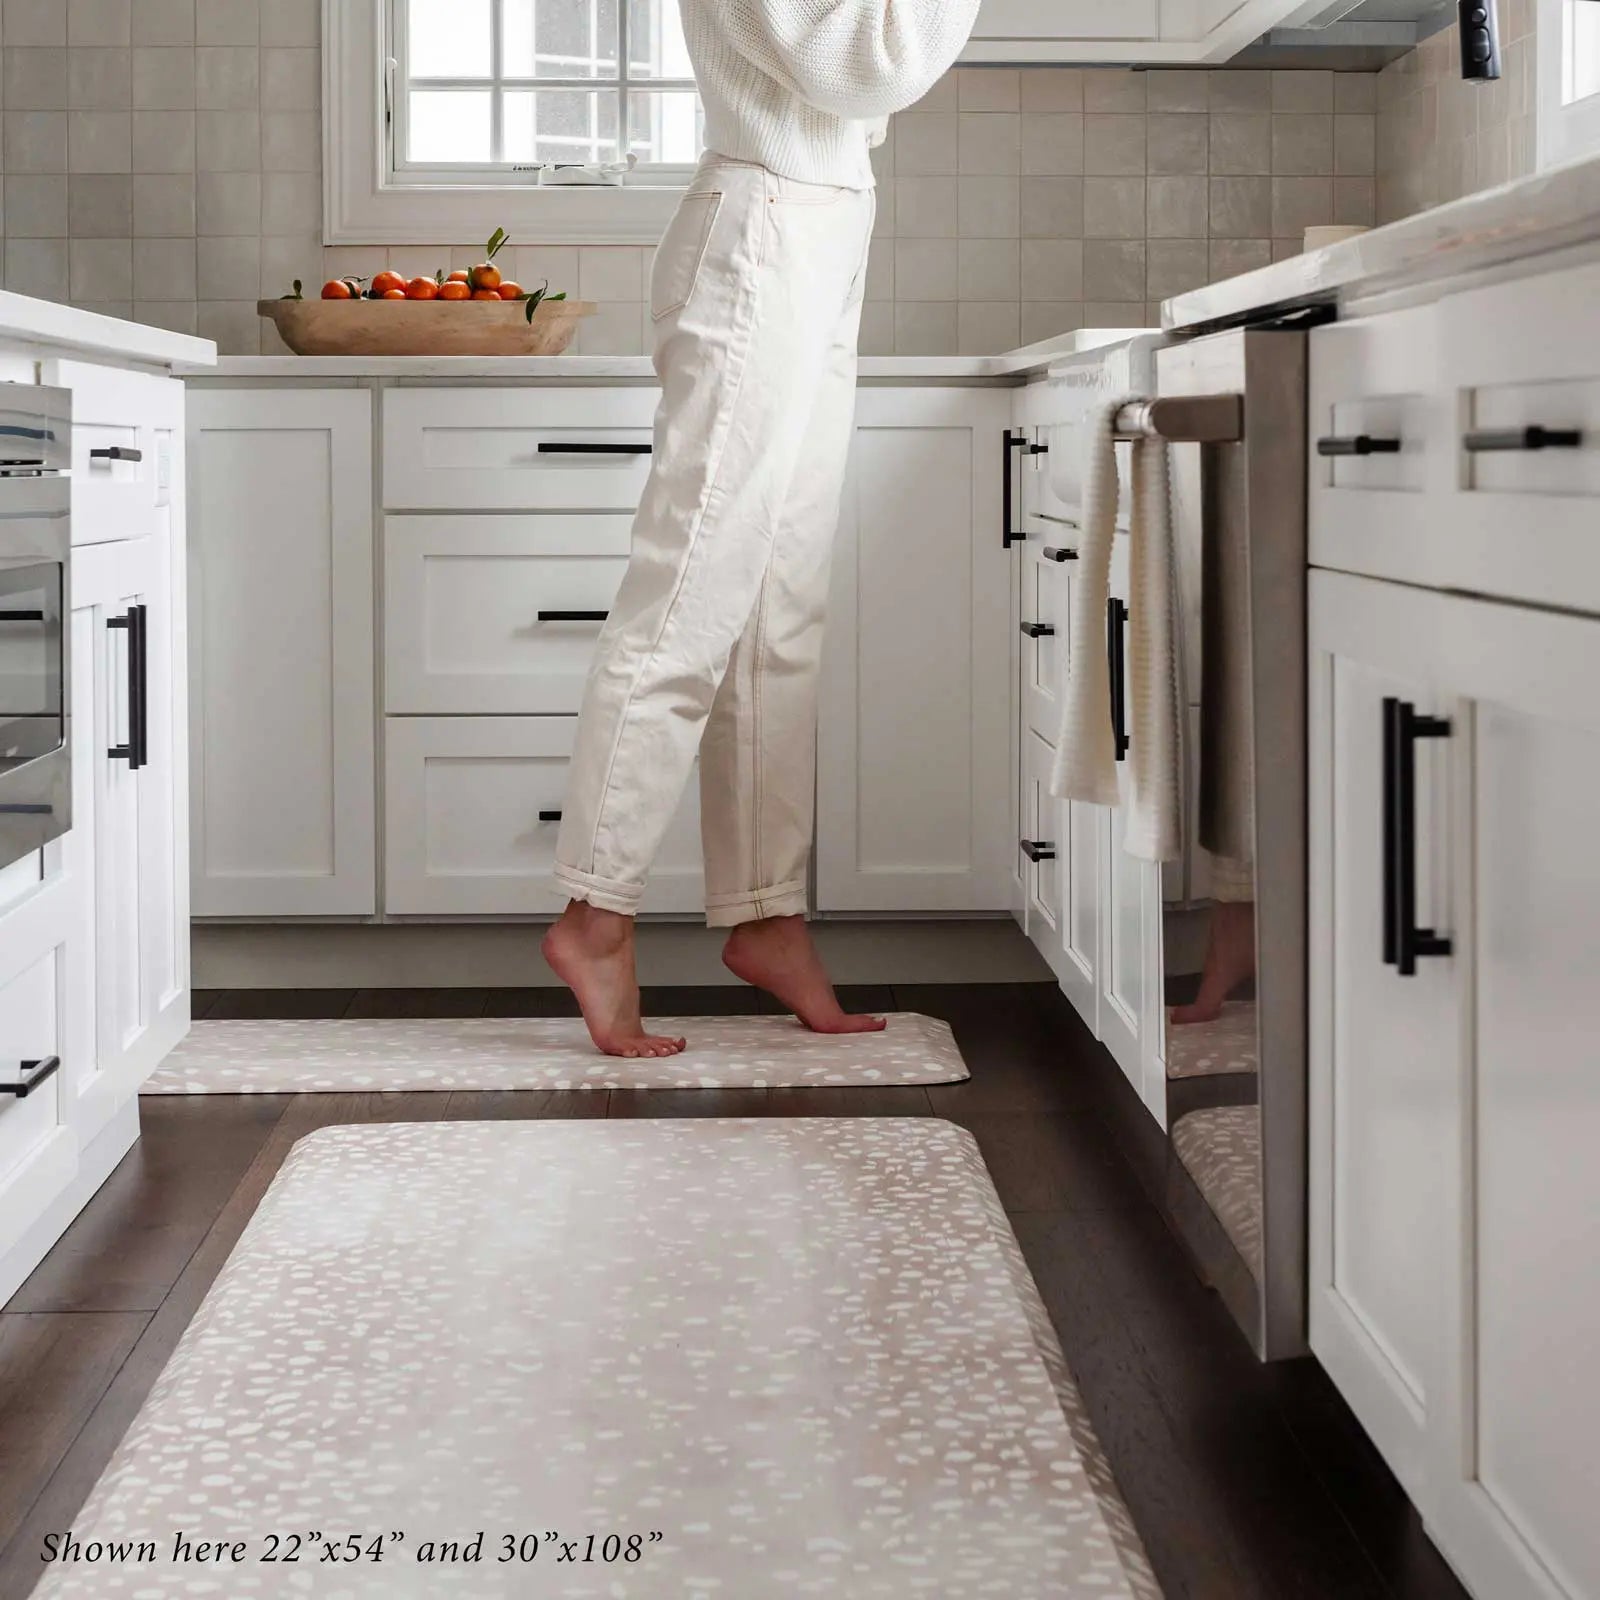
{"left": 193, "top": 919, "right": 1053, "bottom": 990}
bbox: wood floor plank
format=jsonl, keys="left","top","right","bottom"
{"left": 443, "top": 1090, "right": 609, "bottom": 1120}
{"left": 642, "top": 985, "right": 758, "bottom": 1016}
{"left": 951, "top": 1110, "right": 1148, "bottom": 1213}
{"left": 345, "top": 988, "right": 490, "bottom": 1018}
{"left": 4, "top": 1096, "right": 290, "bottom": 1314}
{"left": 206, "top": 989, "right": 356, "bottom": 1020}
{"left": 0, "top": 1311, "right": 150, "bottom": 1554}
{"left": 766, "top": 1085, "right": 932, "bottom": 1118}
{"left": 607, "top": 1088, "right": 774, "bottom": 1119}
{"left": 480, "top": 987, "right": 582, "bottom": 1017}
{"left": 754, "top": 983, "right": 895, "bottom": 1017}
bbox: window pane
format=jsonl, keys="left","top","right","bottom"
{"left": 408, "top": 0, "right": 492, "bottom": 78}
{"left": 628, "top": 89, "right": 703, "bottom": 163}
{"left": 503, "top": 0, "right": 619, "bottom": 78}
{"left": 1568, "top": 0, "right": 1600, "bottom": 103}
{"left": 504, "top": 88, "right": 621, "bottom": 163}
{"left": 408, "top": 90, "right": 493, "bottom": 161}
{"left": 628, "top": 0, "right": 692, "bottom": 79}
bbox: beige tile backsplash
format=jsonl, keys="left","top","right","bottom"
{"left": 2, "top": 0, "right": 1391, "bottom": 355}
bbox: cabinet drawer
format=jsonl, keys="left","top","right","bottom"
{"left": 1020, "top": 724, "right": 1062, "bottom": 936}
{"left": 383, "top": 717, "right": 703, "bottom": 916}
{"left": 0, "top": 945, "right": 70, "bottom": 1251}
{"left": 46, "top": 360, "right": 179, "bottom": 547}
{"left": 1308, "top": 307, "right": 1444, "bottom": 586}
{"left": 385, "top": 515, "right": 631, "bottom": 714}
{"left": 1434, "top": 258, "right": 1600, "bottom": 614}
{"left": 383, "top": 388, "right": 659, "bottom": 510}
{"left": 1020, "top": 540, "right": 1067, "bottom": 740}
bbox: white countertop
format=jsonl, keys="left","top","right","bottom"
{"left": 1163, "top": 149, "right": 1600, "bottom": 331}
{"left": 0, "top": 291, "right": 215, "bottom": 369}
{"left": 187, "top": 326, "right": 1145, "bottom": 382}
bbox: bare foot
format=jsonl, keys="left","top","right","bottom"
{"left": 1171, "top": 900, "right": 1256, "bottom": 1026}
{"left": 542, "top": 902, "right": 687, "bottom": 1058}
{"left": 722, "top": 916, "right": 887, "bottom": 1035}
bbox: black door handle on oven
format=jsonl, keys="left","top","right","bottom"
{"left": 1020, "top": 839, "right": 1056, "bottom": 862}
{"left": 536, "top": 610, "right": 609, "bottom": 623}
{"left": 106, "top": 604, "right": 148, "bottom": 770}
{"left": 1316, "top": 434, "right": 1401, "bottom": 457}
{"left": 1020, "top": 621, "right": 1056, "bottom": 638}
{"left": 536, "top": 441, "right": 652, "bottom": 455}
{"left": 1107, "top": 598, "right": 1129, "bottom": 762}
{"left": 1461, "top": 425, "right": 1582, "bottom": 452}
{"left": 90, "top": 445, "right": 143, "bottom": 462}
{"left": 2, "top": 1055, "right": 60, "bottom": 1099}
{"left": 1382, "top": 696, "right": 1453, "bottom": 976}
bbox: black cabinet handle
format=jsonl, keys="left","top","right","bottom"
{"left": 536, "top": 441, "right": 652, "bottom": 455}
{"left": 1042, "top": 546, "right": 1078, "bottom": 562}
{"left": 1382, "top": 696, "right": 1453, "bottom": 977}
{"left": 1020, "top": 621, "right": 1055, "bottom": 638}
{"left": 2, "top": 1055, "right": 60, "bottom": 1099}
{"left": 536, "top": 610, "right": 609, "bottom": 623}
{"left": 538, "top": 809, "right": 563, "bottom": 822}
{"left": 0, "top": 609, "right": 46, "bottom": 622}
{"left": 1462, "top": 425, "right": 1582, "bottom": 452}
{"left": 1107, "top": 598, "right": 1129, "bottom": 762}
{"left": 90, "top": 445, "right": 143, "bottom": 463}
{"left": 1003, "top": 429, "right": 1027, "bottom": 549}
{"left": 1020, "top": 839, "right": 1056, "bottom": 862}
{"left": 1316, "top": 434, "right": 1401, "bottom": 457}
{"left": 106, "top": 604, "right": 148, "bottom": 771}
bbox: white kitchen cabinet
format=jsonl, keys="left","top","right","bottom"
{"left": 1309, "top": 568, "right": 1600, "bottom": 1600}
{"left": 816, "top": 386, "right": 1013, "bottom": 914}
{"left": 384, "top": 717, "right": 704, "bottom": 917}
{"left": 963, "top": 0, "right": 1308, "bottom": 63}
{"left": 187, "top": 389, "right": 375, "bottom": 917}
{"left": 71, "top": 532, "right": 188, "bottom": 1125}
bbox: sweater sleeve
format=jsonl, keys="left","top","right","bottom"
{"left": 711, "top": 0, "right": 983, "bottom": 120}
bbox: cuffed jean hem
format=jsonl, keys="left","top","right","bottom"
{"left": 703, "top": 878, "right": 809, "bottom": 929}
{"left": 552, "top": 862, "right": 645, "bottom": 917}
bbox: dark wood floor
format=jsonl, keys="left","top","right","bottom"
{"left": 0, "top": 983, "right": 1469, "bottom": 1600}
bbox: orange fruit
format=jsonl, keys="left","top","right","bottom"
{"left": 371, "top": 270, "right": 407, "bottom": 296}
{"left": 470, "top": 263, "right": 502, "bottom": 292}
{"left": 437, "top": 281, "right": 471, "bottom": 300}
{"left": 471, "top": 288, "right": 501, "bottom": 300}
{"left": 496, "top": 281, "right": 523, "bottom": 299}
{"left": 321, "top": 279, "right": 354, "bottom": 299}
{"left": 446, "top": 269, "right": 471, "bottom": 283}
{"left": 381, "top": 288, "right": 406, "bottom": 299}
{"left": 405, "top": 276, "right": 438, "bottom": 300}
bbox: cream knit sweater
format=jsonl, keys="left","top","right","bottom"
{"left": 682, "top": 0, "right": 982, "bottom": 188}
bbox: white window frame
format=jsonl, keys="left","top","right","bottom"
{"left": 325, "top": 0, "right": 688, "bottom": 244}
{"left": 1537, "top": 0, "right": 1600, "bottom": 168}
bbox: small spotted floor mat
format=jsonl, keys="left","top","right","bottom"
{"left": 1165, "top": 1001, "right": 1259, "bottom": 1080}
{"left": 31, "top": 1119, "right": 1159, "bottom": 1599}
{"left": 145, "top": 1012, "right": 969, "bottom": 1094}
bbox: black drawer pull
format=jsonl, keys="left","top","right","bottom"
{"left": 1020, "top": 839, "right": 1056, "bottom": 862}
{"left": 538, "top": 809, "right": 563, "bottom": 822}
{"left": 1107, "top": 597, "right": 1129, "bottom": 762}
{"left": 536, "top": 441, "right": 652, "bottom": 455}
{"left": 1034, "top": 512, "right": 1079, "bottom": 529}
{"left": 1462, "top": 425, "right": 1583, "bottom": 453}
{"left": 0, "top": 803, "right": 53, "bottom": 815}
{"left": 1316, "top": 434, "right": 1401, "bottom": 457}
{"left": 90, "top": 445, "right": 143, "bottom": 463}
{"left": 2, "top": 1055, "right": 60, "bottom": 1099}
{"left": 1042, "top": 547, "right": 1077, "bottom": 563}
{"left": 536, "top": 609, "right": 609, "bottom": 623}
{"left": 106, "top": 605, "right": 148, "bottom": 770}
{"left": 0, "top": 609, "right": 46, "bottom": 622}
{"left": 1381, "top": 697, "right": 1453, "bottom": 977}
{"left": 1020, "top": 621, "right": 1055, "bottom": 638}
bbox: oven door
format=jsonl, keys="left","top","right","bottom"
{"left": 0, "top": 476, "right": 70, "bottom": 867}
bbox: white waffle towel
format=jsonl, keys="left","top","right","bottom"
{"left": 1050, "top": 397, "right": 1183, "bottom": 863}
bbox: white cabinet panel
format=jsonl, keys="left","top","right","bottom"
{"left": 385, "top": 717, "right": 703, "bottom": 916}
{"left": 817, "top": 387, "right": 1011, "bottom": 914}
{"left": 384, "top": 514, "right": 631, "bottom": 714}
{"left": 383, "top": 388, "right": 658, "bottom": 511}
{"left": 972, "top": 0, "right": 1158, "bottom": 40}
{"left": 188, "top": 389, "right": 375, "bottom": 917}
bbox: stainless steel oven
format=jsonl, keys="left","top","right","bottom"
{"left": 0, "top": 385, "right": 72, "bottom": 870}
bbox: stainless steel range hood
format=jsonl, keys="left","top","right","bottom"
{"left": 1232, "top": 0, "right": 1455, "bottom": 69}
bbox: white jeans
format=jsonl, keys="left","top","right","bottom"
{"left": 554, "top": 155, "right": 875, "bottom": 925}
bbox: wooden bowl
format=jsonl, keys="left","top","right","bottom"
{"left": 257, "top": 296, "right": 596, "bottom": 357}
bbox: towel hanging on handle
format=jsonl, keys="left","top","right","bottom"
{"left": 1049, "top": 397, "right": 1183, "bottom": 864}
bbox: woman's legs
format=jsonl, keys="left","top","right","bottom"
{"left": 548, "top": 162, "right": 875, "bottom": 1054}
